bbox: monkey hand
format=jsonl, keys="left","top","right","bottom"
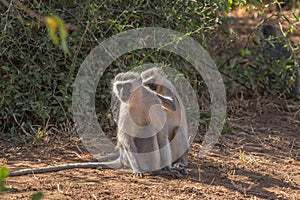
{"left": 162, "top": 166, "right": 183, "bottom": 178}
{"left": 173, "top": 163, "right": 188, "bottom": 175}
{"left": 132, "top": 172, "right": 143, "bottom": 178}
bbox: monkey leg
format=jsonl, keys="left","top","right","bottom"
{"left": 156, "top": 126, "right": 172, "bottom": 169}
{"left": 170, "top": 126, "right": 189, "bottom": 166}
{"left": 164, "top": 166, "right": 184, "bottom": 178}
{"left": 151, "top": 166, "right": 182, "bottom": 178}
{"left": 152, "top": 127, "right": 184, "bottom": 178}
{"left": 167, "top": 126, "right": 189, "bottom": 176}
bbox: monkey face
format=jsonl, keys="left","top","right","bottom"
{"left": 113, "top": 77, "right": 142, "bottom": 103}
{"left": 115, "top": 82, "right": 133, "bottom": 102}
{"left": 142, "top": 74, "right": 162, "bottom": 93}
{"left": 113, "top": 71, "right": 142, "bottom": 103}
{"left": 143, "top": 82, "right": 177, "bottom": 112}
{"left": 145, "top": 83, "right": 157, "bottom": 91}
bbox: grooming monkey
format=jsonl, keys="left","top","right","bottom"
{"left": 110, "top": 71, "right": 180, "bottom": 176}
{"left": 10, "top": 71, "right": 180, "bottom": 177}
{"left": 141, "top": 67, "right": 189, "bottom": 172}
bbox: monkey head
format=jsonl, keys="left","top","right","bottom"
{"left": 141, "top": 67, "right": 165, "bottom": 87}
{"left": 258, "top": 24, "right": 291, "bottom": 60}
{"left": 141, "top": 67, "right": 169, "bottom": 95}
{"left": 259, "top": 24, "right": 281, "bottom": 39}
{"left": 113, "top": 71, "right": 142, "bottom": 103}
{"left": 141, "top": 67, "right": 177, "bottom": 109}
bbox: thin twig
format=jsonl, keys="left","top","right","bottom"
{"left": 12, "top": 114, "right": 31, "bottom": 137}
{"left": 0, "top": 0, "right": 78, "bottom": 30}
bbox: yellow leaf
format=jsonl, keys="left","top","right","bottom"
{"left": 45, "top": 17, "right": 58, "bottom": 29}
{"left": 45, "top": 16, "right": 59, "bottom": 45}
{"left": 45, "top": 15, "right": 70, "bottom": 54}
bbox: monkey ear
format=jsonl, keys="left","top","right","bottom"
{"left": 157, "top": 94, "right": 176, "bottom": 111}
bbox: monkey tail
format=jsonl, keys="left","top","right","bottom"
{"left": 90, "top": 152, "right": 120, "bottom": 162}
{"left": 9, "top": 162, "right": 103, "bottom": 176}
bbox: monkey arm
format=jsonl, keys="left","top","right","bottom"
{"left": 121, "top": 136, "right": 142, "bottom": 174}
{"left": 156, "top": 93, "right": 176, "bottom": 111}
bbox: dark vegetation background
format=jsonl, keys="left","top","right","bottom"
{"left": 1, "top": 1, "right": 300, "bottom": 199}
{"left": 0, "top": 0, "right": 299, "bottom": 142}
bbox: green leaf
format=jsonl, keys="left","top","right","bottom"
{"left": 240, "top": 49, "right": 250, "bottom": 56}
{"left": 290, "top": 26, "right": 294, "bottom": 33}
{"left": 31, "top": 192, "right": 44, "bottom": 200}
{"left": 0, "top": 166, "right": 9, "bottom": 193}
{"left": 1, "top": 66, "right": 10, "bottom": 71}
{"left": 0, "top": 179, "right": 5, "bottom": 193}
{"left": 0, "top": 166, "right": 9, "bottom": 178}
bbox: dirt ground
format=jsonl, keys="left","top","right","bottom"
{"left": 1, "top": 7, "right": 300, "bottom": 200}
{"left": 1, "top": 99, "right": 299, "bottom": 200}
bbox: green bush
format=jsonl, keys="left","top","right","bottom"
{"left": 0, "top": 0, "right": 226, "bottom": 139}
{"left": 1, "top": 0, "right": 299, "bottom": 140}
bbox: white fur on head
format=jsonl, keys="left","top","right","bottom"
{"left": 112, "top": 71, "right": 141, "bottom": 102}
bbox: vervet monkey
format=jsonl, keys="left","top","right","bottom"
{"left": 259, "top": 24, "right": 291, "bottom": 89}
{"left": 141, "top": 67, "right": 189, "bottom": 173}
{"left": 296, "top": 62, "right": 300, "bottom": 100}
{"left": 9, "top": 72, "right": 179, "bottom": 177}
{"left": 259, "top": 24, "right": 291, "bottom": 60}
{"left": 259, "top": 24, "right": 300, "bottom": 100}
{"left": 111, "top": 71, "right": 180, "bottom": 177}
